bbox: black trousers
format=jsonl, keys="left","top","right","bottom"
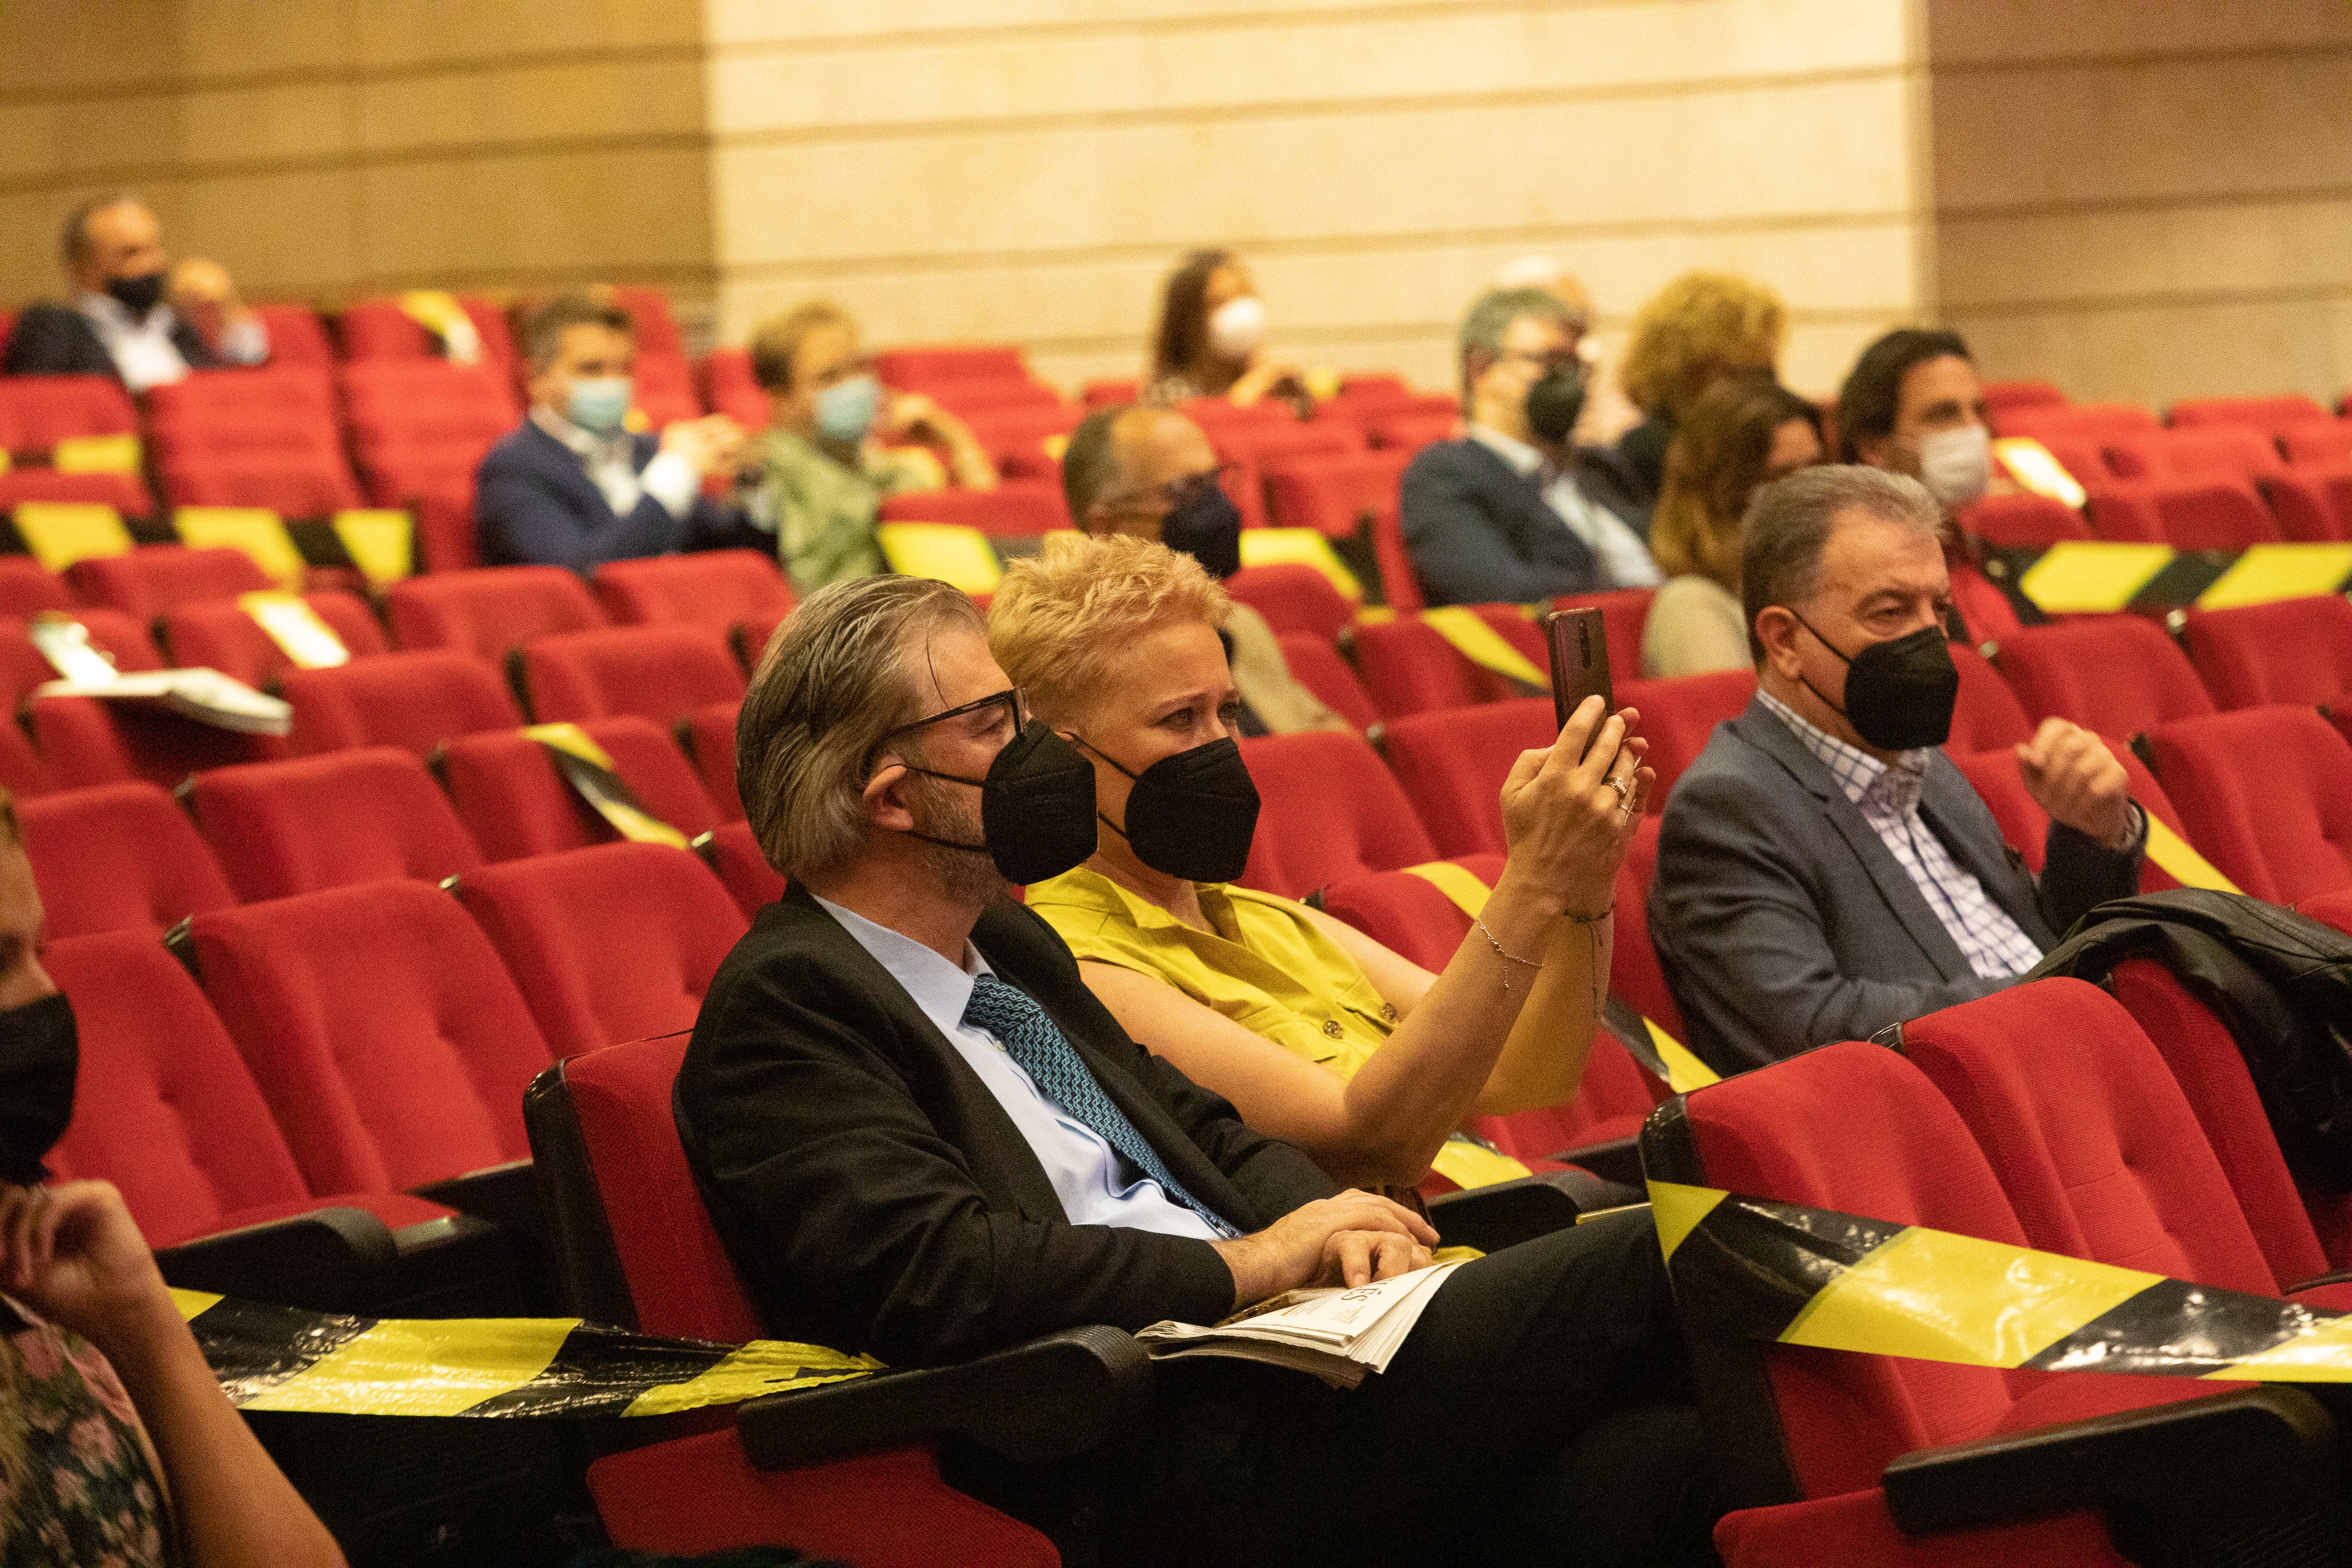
{"left": 1101, "top": 1208, "right": 1717, "bottom": 1568}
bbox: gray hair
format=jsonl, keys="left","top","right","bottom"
{"left": 1739, "top": 464, "right": 1946, "bottom": 663}
{"left": 1456, "top": 287, "right": 1573, "bottom": 407}
{"left": 60, "top": 193, "right": 144, "bottom": 270}
{"left": 521, "top": 293, "right": 633, "bottom": 372}
{"left": 737, "top": 575, "right": 986, "bottom": 882}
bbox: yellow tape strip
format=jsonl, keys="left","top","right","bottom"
{"left": 621, "top": 1340, "right": 886, "bottom": 1418}
{"left": 1648, "top": 1182, "right": 1725, "bottom": 1263}
{"left": 1237, "top": 528, "right": 1364, "bottom": 603}
{"left": 2016, "top": 541, "right": 2175, "bottom": 614}
{"left": 172, "top": 1288, "right": 224, "bottom": 1320}
{"left": 525, "top": 721, "right": 619, "bottom": 773}
{"left": 1991, "top": 437, "right": 2087, "bottom": 510}
{"left": 1399, "top": 860, "right": 1494, "bottom": 918}
{"left": 524, "top": 723, "right": 691, "bottom": 849}
{"left": 2144, "top": 818, "right": 2243, "bottom": 895}
{"left": 1647, "top": 1019, "right": 1720, "bottom": 1094}
{"left": 51, "top": 433, "right": 142, "bottom": 475}
{"left": 12, "top": 502, "right": 132, "bottom": 571}
{"left": 238, "top": 592, "right": 350, "bottom": 669}
{"left": 2193, "top": 543, "right": 2352, "bottom": 610}
{"left": 176, "top": 506, "right": 306, "bottom": 591}
{"left": 1431, "top": 1138, "right": 1533, "bottom": 1189}
{"left": 332, "top": 508, "right": 416, "bottom": 587}
{"left": 876, "top": 522, "right": 1004, "bottom": 596}
{"left": 1418, "top": 606, "right": 1548, "bottom": 687}
{"left": 239, "top": 1315, "right": 581, "bottom": 1417}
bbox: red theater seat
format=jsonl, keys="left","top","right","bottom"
{"left": 2258, "top": 464, "right": 2352, "bottom": 541}
{"left": 188, "top": 879, "right": 553, "bottom": 1196}
{"left": 28, "top": 695, "right": 280, "bottom": 791}
{"left": 698, "top": 348, "right": 767, "bottom": 430}
{"left": 437, "top": 716, "right": 720, "bottom": 861}
{"left": 1945, "top": 643, "right": 2034, "bottom": 752}
{"left": 0, "top": 375, "right": 138, "bottom": 452}
{"left": 1980, "top": 380, "right": 2066, "bottom": 416}
{"left": 2180, "top": 596, "right": 2352, "bottom": 710}
{"left": 1262, "top": 450, "right": 1411, "bottom": 540}
{"left": 1618, "top": 667, "right": 1755, "bottom": 807}
{"left": 2087, "top": 477, "right": 2281, "bottom": 550}
{"left": 1954, "top": 492, "right": 2090, "bottom": 549}
{"left": 1993, "top": 401, "right": 2160, "bottom": 443}
{"left": 252, "top": 303, "right": 335, "bottom": 366}
{"left": 1951, "top": 741, "right": 2186, "bottom": 891}
{"left": 453, "top": 841, "right": 747, "bottom": 1058}
{"left": 1272, "top": 632, "right": 1380, "bottom": 733}
{"left": 281, "top": 649, "right": 524, "bottom": 756}
{"left": 877, "top": 483, "right": 1070, "bottom": 537}
{"left": 2102, "top": 426, "right": 2286, "bottom": 483}
{"left": 1315, "top": 857, "right": 1502, "bottom": 972}
{"left": 1379, "top": 698, "right": 1551, "bottom": 859}
{"left": 591, "top": 550, "right": 794, "bottom": 630}
{"left": 517, "top": 624, "right": 748, "bottom": 728}
{"left": 1222, "top": 563, "right": 1354, "bottom": 641}
{"left": 679, "top": 699, "right": 742, "bottom": 819}
{"left": 1612, "top": 815, "right": 1683, "bottom": 1039}
{"left": 696, "top": 820, "right": 786, "bottom": 919}
{"left": 186, "top": 747, "right": 484, "bottom": 901}
{"left": 1990, "top": 616, "right": 2214, "bottom": 735}
{"left": 0, "top": 559, "right": 77, "bottom": 620}
{"left": 156, "top": 593, "right": 386, "bottom": 691}
{"left": 0, "top": 720, "right": 52, "bottom": 800}
{"left": 2281, "top": 420, "right": 2352, "bottom": 467}
{"left": 145, "top": 367, "right": 360, "bottom": 515}
{"left": 0, "top": 469, "right": 155, "bottom": 517}
{"left": 2143, "top": 706, "right": 2352, "bottom": 902}
{"left": 1349, "top": 617, "right": 1523, "bottom": 717}
{"left": 1235, "top": 729, "right": 1437, "bottom": 897}
{"left": 19, "top": 782, "right": 233, "bottom": 938}
{"left": 2168, "top": 394, "right": 2329, "bottom": 433}
{"left": 69, "top": 546, "right": 272, "bottom": 621}
{"left": 385, "top": 565, "right": 609, "bottom": 661}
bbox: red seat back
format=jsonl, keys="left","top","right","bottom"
{"left": 1900, "top": 978, "right": 2278, "bottom": 1295}
{"left": 437, "top": 716, "right": 719, "bottom": 861}
{"left": 2180, "top": 597, "right": 2352, "bottom": 710}
{"left": 1946, "top": 643, "right": 2033, "bottom": 752}
{"left": 190, "top": 880, "right": 553, "bottom": 1194}
{"left": 518, "top": 625, "right": 749, "bottom": 728}
{"left": 186, "top": 747, "right": 485, "bottom": 901}
{"left": 591, "top": 551, "right": 794, "bottom": 630}
{"left": 44, "top": 930, "right": 316, "bottom": 1247}
{"left": 336, "top": 299, "right": 440, "bottom": 360}
{"left": 453, "top": 842, "right": 747, "bottom": 1059}
{"left": 1222, "top": 564, "right": 1354, "bottom": 641}
{"left": 1234, "top": 730, "right": 1436, "bottom": 896}
{"left": 874, "top": 346, "right": 1028, "bottom": 387}
{"left": 251, "top": 304, "right": 335, "bottom": 366}
{"left": 699, "top": 348, "right": 768, "bottom": 430}
{"left": 1954, "top": 493, "right": 2090, "bottom": 549}
{"left": 876, "top": 483, "right": 1070, "bottom": 537}
{"left": 1991, "top": 616, "right": 2214, "bottom": 735}
{"left": 1379, "top": 698, "right": 1552, "bottom": 859}
{"left": 69, "top": 546, "right": 272, "bottom": 620}
{"left": 0, "top": 469, "right": 156, "bottom": 517}
{"left": 2282, "top": 422, "right": 2352, "bottom": 467}
{"left": 0, "top": 376, "right": 139, "bottom": 450}
{"left": 27, "top": 693, "right": 280, "bottom": 791}
{"left": 384, "top": 566, "right": 609, "bottom": 661}
{"left": 2103, "top": 427, "right": 2286, "bottom": 482}
{"left": 1618, "top": 667, "right": 1756, "bottom": 808}
{"left": 1349, "top": 617, "right": 1518, "bottom": 717}
{"left": 2143, "top": 707, "right": 2352, "bottom": 903}
{"left": 281, "top": 650, "right": 524, "bottom": 756}
{"left": 1261, "top": 450, "right": 1411, "bottom": 543}
{"left": 1613, "top": 815, "right": 1685, "bottom": 1039}
{"left": 2258, "top": 467, "right": 2352, "bottom": 541}
{"left": 19, "top": 782, "right": 234, "bottom": 938}
{"left": 680, "top": 699, "right": 744, "bottom": 819}
{"left": 1951, "top": 741, "right": 2186, "bottom": 892}
{"left": 2092, "top": 478, "right": 2281, "bottom": 550}
{"left": 698, "top": 820, "right": 786, "bottom": 920}
{"left": 158, "top": 594, "right": 383, "bottom": 692}
{"left": 2168, "top": 396, "right": 2328, "bottom": 433}
{"left": 1271, "top": 633, "right": 1379, "bottom": 734}
{"left": 1993, "top": 402, "right": 2161, "bottom": 443}
{"left": 0, "top": 559, "right": 77, "bottom": 618}
{"left": 1317, "top": 859, "right": 1493, "bottom": 972}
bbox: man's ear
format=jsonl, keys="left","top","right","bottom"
{"left": 1753, "top": 604, "right": 1805, "bottom": 680}
{"left": 860, "top": 763, "right": 918, "bottom": 834}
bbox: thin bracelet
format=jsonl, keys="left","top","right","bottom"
{"left": 1475, "top": 915, "right": 1544, "bottom": 990}
{"left": 1562, "top": 901, "right": 1615, "bottom": 925}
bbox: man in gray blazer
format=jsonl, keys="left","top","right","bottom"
{"left": 1650, "top": 466, "right": 2144, "bottom": 1074}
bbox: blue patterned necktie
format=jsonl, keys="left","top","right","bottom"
{"left": 963, "top": 973, "right": 1240, "bottom": 1238}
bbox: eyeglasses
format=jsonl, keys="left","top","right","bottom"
{"left": 1493, "top": 349, "right": 1584, "bottom": 379}
{"left": 868, "top": 688, "right": 1028, "bottom": 773}
{"left": 1100, "top": 464, "right": 1238, "bottom": 514}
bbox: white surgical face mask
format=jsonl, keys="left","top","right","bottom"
{"left": 1917, "top": 424, "right": 1991, "bottom": 509}
{"left": 1207, "top": 296, "right": 1266, "bottom": 363}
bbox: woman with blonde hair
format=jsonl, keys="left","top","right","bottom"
{"left": 1613, "top": 272, "right": 1786, "bottom": 511}
{"left": 1642, "top": 376, "right": 1825, "bottom": 678}
{"left": 989, "top": 532, "right": 1651, "bottom": 1192}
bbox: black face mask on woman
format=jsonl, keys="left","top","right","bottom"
{"left": 1080, "top": 735, "right": 1261, "bottom": 885}
{"left": 1160, "top": 480, "right": 1242, "bottom": 581}
{"left": 1788, "top": 612, "right": 1959, "bottom": 752}
{"left": 898, "top": 710, "right": 1101, "bottom": 886}
{"left": 0, "top": 992, "right": 78, "bottom": 1189}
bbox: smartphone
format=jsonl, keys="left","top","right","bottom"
{"left": 1542, "top": 608, "right": 1614, "bottom": 755}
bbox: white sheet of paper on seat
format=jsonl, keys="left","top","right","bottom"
{"left": 34, "top": 668, "right": 293, "bottom": 735}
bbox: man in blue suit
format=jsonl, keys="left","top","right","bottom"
{"left": 473, "top": 295, "right": 751, "bottom": 573}
{"left": 1399, "top": 288, "right": 1658, "bottom": 607}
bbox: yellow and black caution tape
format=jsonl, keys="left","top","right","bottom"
{"left": 2145, "top": 818, "right": 2243, "bottom": 895}
{"left": 1416, "top": 606, "right": 1547, "bottom": 690}
{"left": 1983, "top": 539, "right": 2352, "bottom": 617}
{"left": 527, "top": 723, "right": 691, "bottom": 849}
{"left": 1653, "top": 1181, "right": 2352, "bottom": 1381}
{"left": 176, "top": 1289, "right": 879, "bottom": 1419}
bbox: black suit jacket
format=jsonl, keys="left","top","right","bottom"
{"left": 1649, "top": 697, "right": 2145, "bottom": 1074}
{"left": 474, "top": 420, "right": 750, "bottom": 574}
{"left": 676, "top": 887, "right": 1338, "bottom": 1367}
{"left": 1399, "top": 437, "right": 1649, "bottom": 606}
{"left": 2, "top": 302, "right": 219, "bottom": 382}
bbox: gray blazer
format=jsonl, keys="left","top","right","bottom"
{"left": 1649, "top": 696, "right": 2144, "bottom": 1075}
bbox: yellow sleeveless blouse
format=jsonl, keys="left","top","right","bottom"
{"left": 1025, "top": 867, "right": 1528, "bottom": 1188}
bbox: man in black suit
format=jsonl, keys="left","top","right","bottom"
{"left": 1399, "top": 287, "right": 1660, "bottom": 607}
{"left": 676, "top": 574, "right": 1712, "bottom": 1566}
{"left": 473, "top": 294, "right": 752, "bottom": 573}
{"left": 1650, "top": 465, "right": 2145, "bottom": 1073}
{"left": 3, "top": 195, "right": 269, "bottom": 390}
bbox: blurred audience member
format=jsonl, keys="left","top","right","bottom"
{"left": 1648, "top": 467, "right": 2144, "bottom": 1073}
{"left": 1401, "top": 287, "right": 1658, "bottom": 606}
{"left": 747, "top": 300, "right": 998, "bottom": 595}
{"left": 475, "top": 295, "right": 749, "bottom": 573}
{"left": 1143, "top": 250, "right": 1311, "bottom": 415}
{"left": 1614, "top": 272, "right": 1786, "bottom": 513}
{"left": 1493, "top": 256, "right": 1642, "bottom": 446}
{"left": 4, "top": 195, "right": 268, "bottom": 391}
{"left": 1642, "top": 377, "right": 1824, "bottom": 678}
{"left": 1837, "top": 327, "right": 1994, "bottom": 511}
{"left": 1062, "top": 405, "right": 1348, "bottom": 735}
{"left": 995, "top": 532, "right": 1648, "bottom": 1192}
{"left": 0, "top": 789, "right": 345, "bottom": 1566}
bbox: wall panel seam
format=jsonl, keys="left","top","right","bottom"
{"left": 1938, "top": 184, "right": 2352, "bottom": 224}
{"left": 1944, "top": 281, "right": 2352, "bottom": 322}
{"left": 0, "top": 41, "right": 706, "bottom": 106}
{"left": 0, "top": 132, "right": 712, "bottom": 197}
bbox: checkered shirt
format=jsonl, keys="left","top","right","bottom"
{"left": 1758, "top": 690, "right": 2046, "bottom": 981}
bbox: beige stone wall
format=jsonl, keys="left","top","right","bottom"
{"left": 0, "top": 0, "right": 715, "bottom": 327}
{"left": 1929, "top": 0, "right": 2352, "bottom": 409}
{"left": 701, "top": 0, "right": 1935, "bottom": 398}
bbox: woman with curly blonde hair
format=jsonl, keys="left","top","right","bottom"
{"left": 1612, "top": 272, "right": 1785, "bottom": 511}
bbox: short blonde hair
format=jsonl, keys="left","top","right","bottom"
{"left": 1620, "top": 272, "right": 1786, "bottom": 420}
{"left": 988, "top": 534, "right": 1230, "bottom": 727}
{"left": 749, "top": 300, "right": 855, "bottom": 393}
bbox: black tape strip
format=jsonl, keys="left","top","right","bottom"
{"left": 189, "top": 1296, "right": 377, "bottom": 1402}
{"left": 2020, "top": 1275, "right": 2337, "bottom": 1378}
{"left": 1602, "top": 995, "right": 1672, "bottom": 1084}
{"left": 1669, "top": 1194, "right": 1905, "bottom": 1344}
{"left": 2129, "top": 550, "right": 2235, "bottom": 613}
{"left": 462, "top": 1327, "right": 734, "bottom": 1419}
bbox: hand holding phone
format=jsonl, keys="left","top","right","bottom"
{"left": 1543, "top": 609, "right": 1615, "bottom": 758}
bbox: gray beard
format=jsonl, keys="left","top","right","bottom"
{"left": 908, "top": 778, "right": 1009, "bottom": 907}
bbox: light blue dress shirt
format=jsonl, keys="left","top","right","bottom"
{"left": 811, "top": 895, "right": 1224, "bottom": 1242}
